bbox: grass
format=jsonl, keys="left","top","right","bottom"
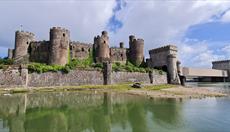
{"left": 27, "top": 50, "right": 103, "bottom": 73}
{"left": 144, "top": 84, "right": 176, "bottom": 90}
{"left": 0, "top": 84, "right": 176, "bottom": 94}
{"left": 112, "top": 61, "right": 165, "bottom": 74}
{"left": 0, "top": 84, "right": 226, "bottom": 98}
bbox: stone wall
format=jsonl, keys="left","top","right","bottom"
{"left": 0, "top": 69, "right": 167, "bottom": 88}
{"left": 0, "top": 68, "right": 28, "bottom": 88}
{"left": 70, "top": 41, "right": 93, "bottom": 60}
{"left": 110, "top": 47, "right": 127, "bottom": 63}
{"left": 148, "top": 45, "right": 178, "bottom": 68}
{"left": 112, "top": 71, "right": 167, "bottom": 84}
{"left": 29, "top": 41, "right": 50, "bottom": 63}
{"left": 28, "top": 69, "right": 104, "bottom": 87}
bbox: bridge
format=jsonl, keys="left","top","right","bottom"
{"left": 180, "top": 67, "right": 228, "bottom": 82}
{"left": 181, "top": 67, "right": 228, "bottom": 77}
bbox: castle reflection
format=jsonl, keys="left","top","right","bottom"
{"left": 0, "top": 91, "right": 183, "bottom": 132}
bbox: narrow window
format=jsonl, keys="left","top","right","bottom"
{"left": 63, "top": 33, "right": 65, "bottom": 37}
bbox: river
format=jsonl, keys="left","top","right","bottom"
{"left": 0, "top": 83, "right": 229, "bottom": 132}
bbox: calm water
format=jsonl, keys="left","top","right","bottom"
{"left": 0, "top": 83, "right": 229, "bottom": 132}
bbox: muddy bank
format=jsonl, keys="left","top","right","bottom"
{"left": 126, "top": 86, "right": 227, "bottom": 99}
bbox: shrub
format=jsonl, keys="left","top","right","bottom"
{"left": 0, "top": 58, "right": 14, "bottom": 65}
{"left": 28, "top": 63, "right": 67, "bottom": 73}
{"left": 92, "top": 63, "right": 103, "bottom": 69}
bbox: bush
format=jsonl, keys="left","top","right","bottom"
{"left": 67, "top": 50, "right": 94, "bottom": 69}
{"left": 91, "top": 63, "right": 103, "bottom": 69}
{"left": 0, "top": 58, "right": 14, "bottom": 65}
{"left": 28, "top": 63, "right": 68, "bottom": 73}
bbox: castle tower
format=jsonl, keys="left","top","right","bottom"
{"left": 93, "top": 31, "right": 110, "bottom": 63}
{"left": 119, "top": 42, "right": 124, "bottom": 48}
{"left": 128, "top": 35, "right": 144, "bottom": 66}
{"left": 14, "top": 31, "right": 35, "bottom": 59}
{"left": 167, "top": 54, "right": 180, "bottom": 84}
{"left": 8, "top": 49, "right": 14, "bottom": 59}
{"left": 49, "top": 27, "right": 70, "bottom": 66}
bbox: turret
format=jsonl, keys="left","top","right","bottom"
{"left": 128, "top": 35, "right": 144, "bottom": 66}
{"left": 14, "top": 31, "right": 35, "bottom": 59}
{"left": 93, "top": 31, "right": 110, "bottom": 63}
{"left": 8, "top": 49, "right": 14, "bottom": 59}
{"left": 49, "top": 27, "right": 70, "bottom": 66}
{"left": 167, "top": 54, "right": 180, "bottom": 84}
{"left": 119, "top": 42, "right": 124, "bottom": 48}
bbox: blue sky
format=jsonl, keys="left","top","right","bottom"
{"left": 1, "top": 0, "right": 230, "bottom": 68}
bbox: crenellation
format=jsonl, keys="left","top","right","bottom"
{"left": 149, "top": 45, "right": 177, "bottom": 54}
{"left": 11, "top": 27, "right": 144, "bottom": 67}
{"left": 148, "top": 45, "right": 180, "bottom": 84}
{"left": 129, "top": 35, "right": 144, "bottom": 66}
{"left": 70, "top": 41, "right": 93, "bottom": 60}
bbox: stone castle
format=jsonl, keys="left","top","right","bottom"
{"left": 8, "top": 27, "right": 230, "bottom": 84}
{"left": 8, "top": 27, "right": 144, "bottom": 67}
{"left": 7, "top": 27, "right": 186, "bottom": 85}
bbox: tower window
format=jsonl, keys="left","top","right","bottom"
{"left": 82, "top": 48, "right": 85, "bottom": 51}
{"left": 104, "top": 41, "right": 106, "bottom": 43}
{"left": 27, "top": 42, "right": 29, "bottom": 45}
{"left": 63, "top": 33, "right": 65, "bottom": 37}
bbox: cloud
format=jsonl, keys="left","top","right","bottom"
{"left": 179, "top": 41, "right": 225, "bottom": 68}
{"left": 0, "top": 0, "right": 116, "bottom": 56}
{"left": 220, "top": 10, "right": 230, "bottom": 22}
{"left": 108, "top": 0, "right": 230, "bottom": 67}
{"left": 1, "top": 0, "right": 230, "bottom": 68}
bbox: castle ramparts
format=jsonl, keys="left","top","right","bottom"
{"left": 9, "top": 27, "right": 144, "bottom": 66}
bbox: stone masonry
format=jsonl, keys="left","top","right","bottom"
{"left": 9, "top": 27, "right": 144, "bottom": 66}
{"left": 148, "top": 45, "right": 180, "bottom": 84}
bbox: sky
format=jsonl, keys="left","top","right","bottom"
{"left": 1, "top": 0, "right": 230, "bottom": 68}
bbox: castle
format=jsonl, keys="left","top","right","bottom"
{"left": 5, "top": 26, "right": 230, "bottom": 86}
{"left": 8, "top": 27, "right": 144, "bottom": 67}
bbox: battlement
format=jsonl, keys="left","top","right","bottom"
{"left": 70, "top": 41, "right": 92, "bottom": 46}
{"left": 212, "top": 60, "right": 230, "bottom": 64}
{"left": 16, "top": 30, "right": 35, "bottom": 37}
{"left": 129, "top": 35, "right": 136, "bottom": 41}
{"left": 102, "top": 31, "right": 108, "bottom": 36}
{"left": 135, "top": 39, "right": 144, "bottom": 43}
{"left": 149, "top": 45, "right": 177, "bottom": 54}
{"left": 50, "top": 27, "right": 70, "bottom": 34}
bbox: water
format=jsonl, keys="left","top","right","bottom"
{"left": 0, "top": 83, "right": 229, "bottom": 132}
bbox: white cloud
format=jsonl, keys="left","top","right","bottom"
{"left": 0, "top": 0, "right": 116, "bottom": 55}
{"left": 1, "top": 0, "right": 230, "bottom": 68}
{"left": 179, "top": 42, "right": 225, "bottom": 68}
{"left": 221, "top": 45, "right": 230, "bottom": 58}
{"left": 221, "top": 10, "right": 230, "bottom": 22}
{"left": 108, "top": 0, "right": 230, "bottom": 68}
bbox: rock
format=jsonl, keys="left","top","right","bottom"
{"left": 132, "top": 83, "right": 142, "bottom": 88}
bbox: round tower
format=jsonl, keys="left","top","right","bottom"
{"left": 129, "top": 36, "right": 144, "bottom": 66}
{"left": 49, "top": 27, "right": 70, "bottom": 66}
{"left": 167, "top": 54, "right": 180, "bottom": 84}
{"left": 14, "top": 31, "right": 35, "bottom": 59}
{"left": 119, "top": 42, "right": 124, "bottom": 48}
{"left": 94, "top": 31, "right": 110, "bottom": 62}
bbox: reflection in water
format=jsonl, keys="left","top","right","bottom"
{"left": 186, "top": 82, "right": 230, "bottom": 94}
{"left": 0, "top": 89, "right": 229, "bottom": 132}
{"left": 0, "top": 92, "right": 183, "bottom": 132}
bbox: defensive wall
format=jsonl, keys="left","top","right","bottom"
{"left": 9, "top": 28, "right": 143, "bottom": 66}
{"left": 0, "top": 67, "right": 167, "bottom": 88}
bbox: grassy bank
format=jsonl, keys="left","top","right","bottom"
{"left": 0, "top": 84, "right": 226, "bottom": 99}
{"left": 0, "top": 84, "right": 175, "bottom": 94}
